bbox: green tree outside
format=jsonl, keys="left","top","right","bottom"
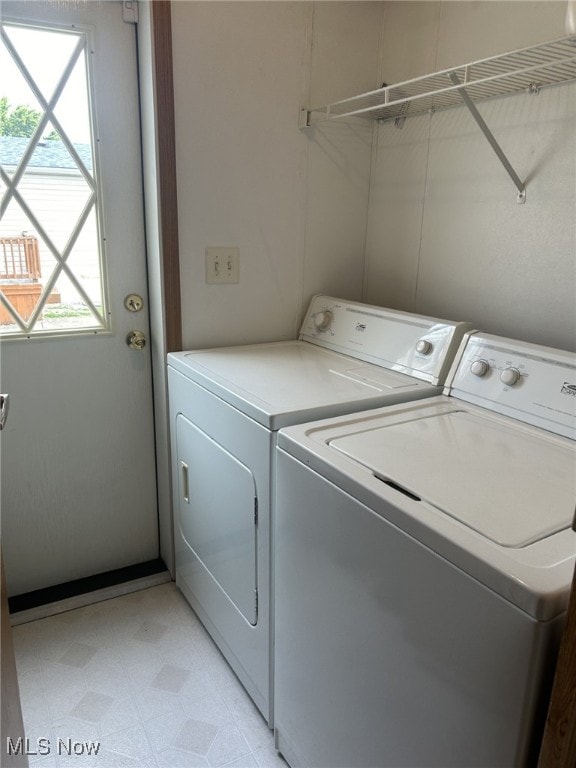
{"left": 0, "top": 96, "right": 59, "bottom": 139}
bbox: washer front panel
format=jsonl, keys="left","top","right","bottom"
{"left": 274, "top": 449, "right": 561, "bottom": 767}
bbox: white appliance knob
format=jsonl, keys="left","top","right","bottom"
{"left": 500, "top": 367, "right": 521, "bottom": 386}
{"left": 415, "top": 339, "right": 433, "bottom": 355}
{"left": 470, "top": 359, "right": 490, "bottom": 377}
{"left": 314, "top": 310, "right": 333, "bottom": 331}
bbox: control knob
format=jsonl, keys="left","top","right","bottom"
{"left": 470, "top": 359, "right": 490, "bottom": 377}
{"left": 500, "top": 367, "right": 521, "bottom": 386}
{"left": 415, "top": 339, "right": 433, "bottom": 356}
{"left": 314, "top": 310, "right": 333, "bottom": 331}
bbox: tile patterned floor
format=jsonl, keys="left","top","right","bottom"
{"left": 12, "top": 583, "right": 286, "bottom": 768}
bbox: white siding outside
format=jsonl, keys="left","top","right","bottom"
{"left": 1, "top": 166, "right": 102, "bottom": 306}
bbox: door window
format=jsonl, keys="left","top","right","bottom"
{"left": 0, "top": 19, "right": 108, "bottom": 337}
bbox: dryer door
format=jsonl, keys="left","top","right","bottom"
{"left": 176, "top": 414, "right": 258, "bottom": 625}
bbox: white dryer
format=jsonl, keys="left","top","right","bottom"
{"left": 167, "top": 295, "right": 470, "bottom": 725}
{"left": 274, "top": 332, "right": 576, "bottom": 766}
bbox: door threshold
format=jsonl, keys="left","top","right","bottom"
{"left": 9, "top": 559, "right": 171, "bottom": 625}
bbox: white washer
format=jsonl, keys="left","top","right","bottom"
{"left": 167, "top": 296, "right": 471, "bottom": 725}
{"left": 274, "top": 332, "right": 576, "bottom": 767}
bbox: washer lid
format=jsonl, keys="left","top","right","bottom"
{"left": 329, "top": 410, "right": 575, "bottom": 547}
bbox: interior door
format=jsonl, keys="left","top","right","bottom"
{"left": 0, "top": 1, "right": 159, "bottom": 596}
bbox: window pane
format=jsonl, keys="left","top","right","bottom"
{"left": 0, "top": 20, "right": 108, "bottom": 338}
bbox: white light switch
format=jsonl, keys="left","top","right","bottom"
{"left": 206, "top": 247, "right": 240, "bottom": 284}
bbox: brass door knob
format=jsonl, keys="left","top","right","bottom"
{"left": 126, "top": 330, "right": 146, "bottom": 350}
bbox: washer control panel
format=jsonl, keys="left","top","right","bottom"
{"left": 299, "top": 295, "right": 472, "bottom": 385}
{"left": 448, "top": 333, "right": 576, "bottom": 438}
{"left": 500, "top": 367, "right": 521, "bottom": 387}
{"left": 470, "top": 359, "right": 490, "bottom": 377}
{"left": 415, "top": 339, "right": 433, "bottom": 356}
{"left": 313, "top": 310, "right": 334, "bottom": 332}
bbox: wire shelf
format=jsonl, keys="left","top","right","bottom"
{"left": 304, "top": 36, "right": 576, "bottom": 125}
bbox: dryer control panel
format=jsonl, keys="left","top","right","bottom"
{"left": 300, "top": 295, "right": 471, "bottom": 386}
{"left": 447, "top": 333, "right": 576, "bottom": 439}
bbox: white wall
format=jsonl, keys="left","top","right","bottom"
{"left": 302, "top": 2, "right": 382, "bottom": 313}
{"left": 171, "top": 1, "right": 381, "bottom": 349}
{"left": 364, "top": 1, "right": 576, "bottom": 351}
{"left": 172, "top": 1, "right": 575, "bottom": 353}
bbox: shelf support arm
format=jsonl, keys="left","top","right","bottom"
{"left": 448, "top": 72, "right": 526, "bottom": 204}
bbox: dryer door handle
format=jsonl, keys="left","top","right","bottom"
{"left": 0, "top": 394, "right": 9, "bottom": 430}
{"left": 180, "top": 461, "right": 189, "bottom": 504}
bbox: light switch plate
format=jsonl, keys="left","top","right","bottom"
{"left": 206, "top": 247, "right": 240, "bottom": 284}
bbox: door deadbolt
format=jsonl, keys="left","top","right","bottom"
{"left": 127, "top": 330, "right": 146, "bottom": 350}
{"left": 124, "top": 294, "right": 144, "bottom": 312}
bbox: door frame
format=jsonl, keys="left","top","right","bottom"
{"left": 138, "top": 0, "right": 181, "bottom": 575}
{"left": 149, "top": 1, "right": 181, "bottom": 355}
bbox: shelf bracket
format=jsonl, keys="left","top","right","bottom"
{"left": 448, "top": 72, "right": 526, "bottom": 204}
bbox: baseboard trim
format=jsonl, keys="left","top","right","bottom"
{"left": 9, "top": 559, "right": 171, "bottom": 625}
